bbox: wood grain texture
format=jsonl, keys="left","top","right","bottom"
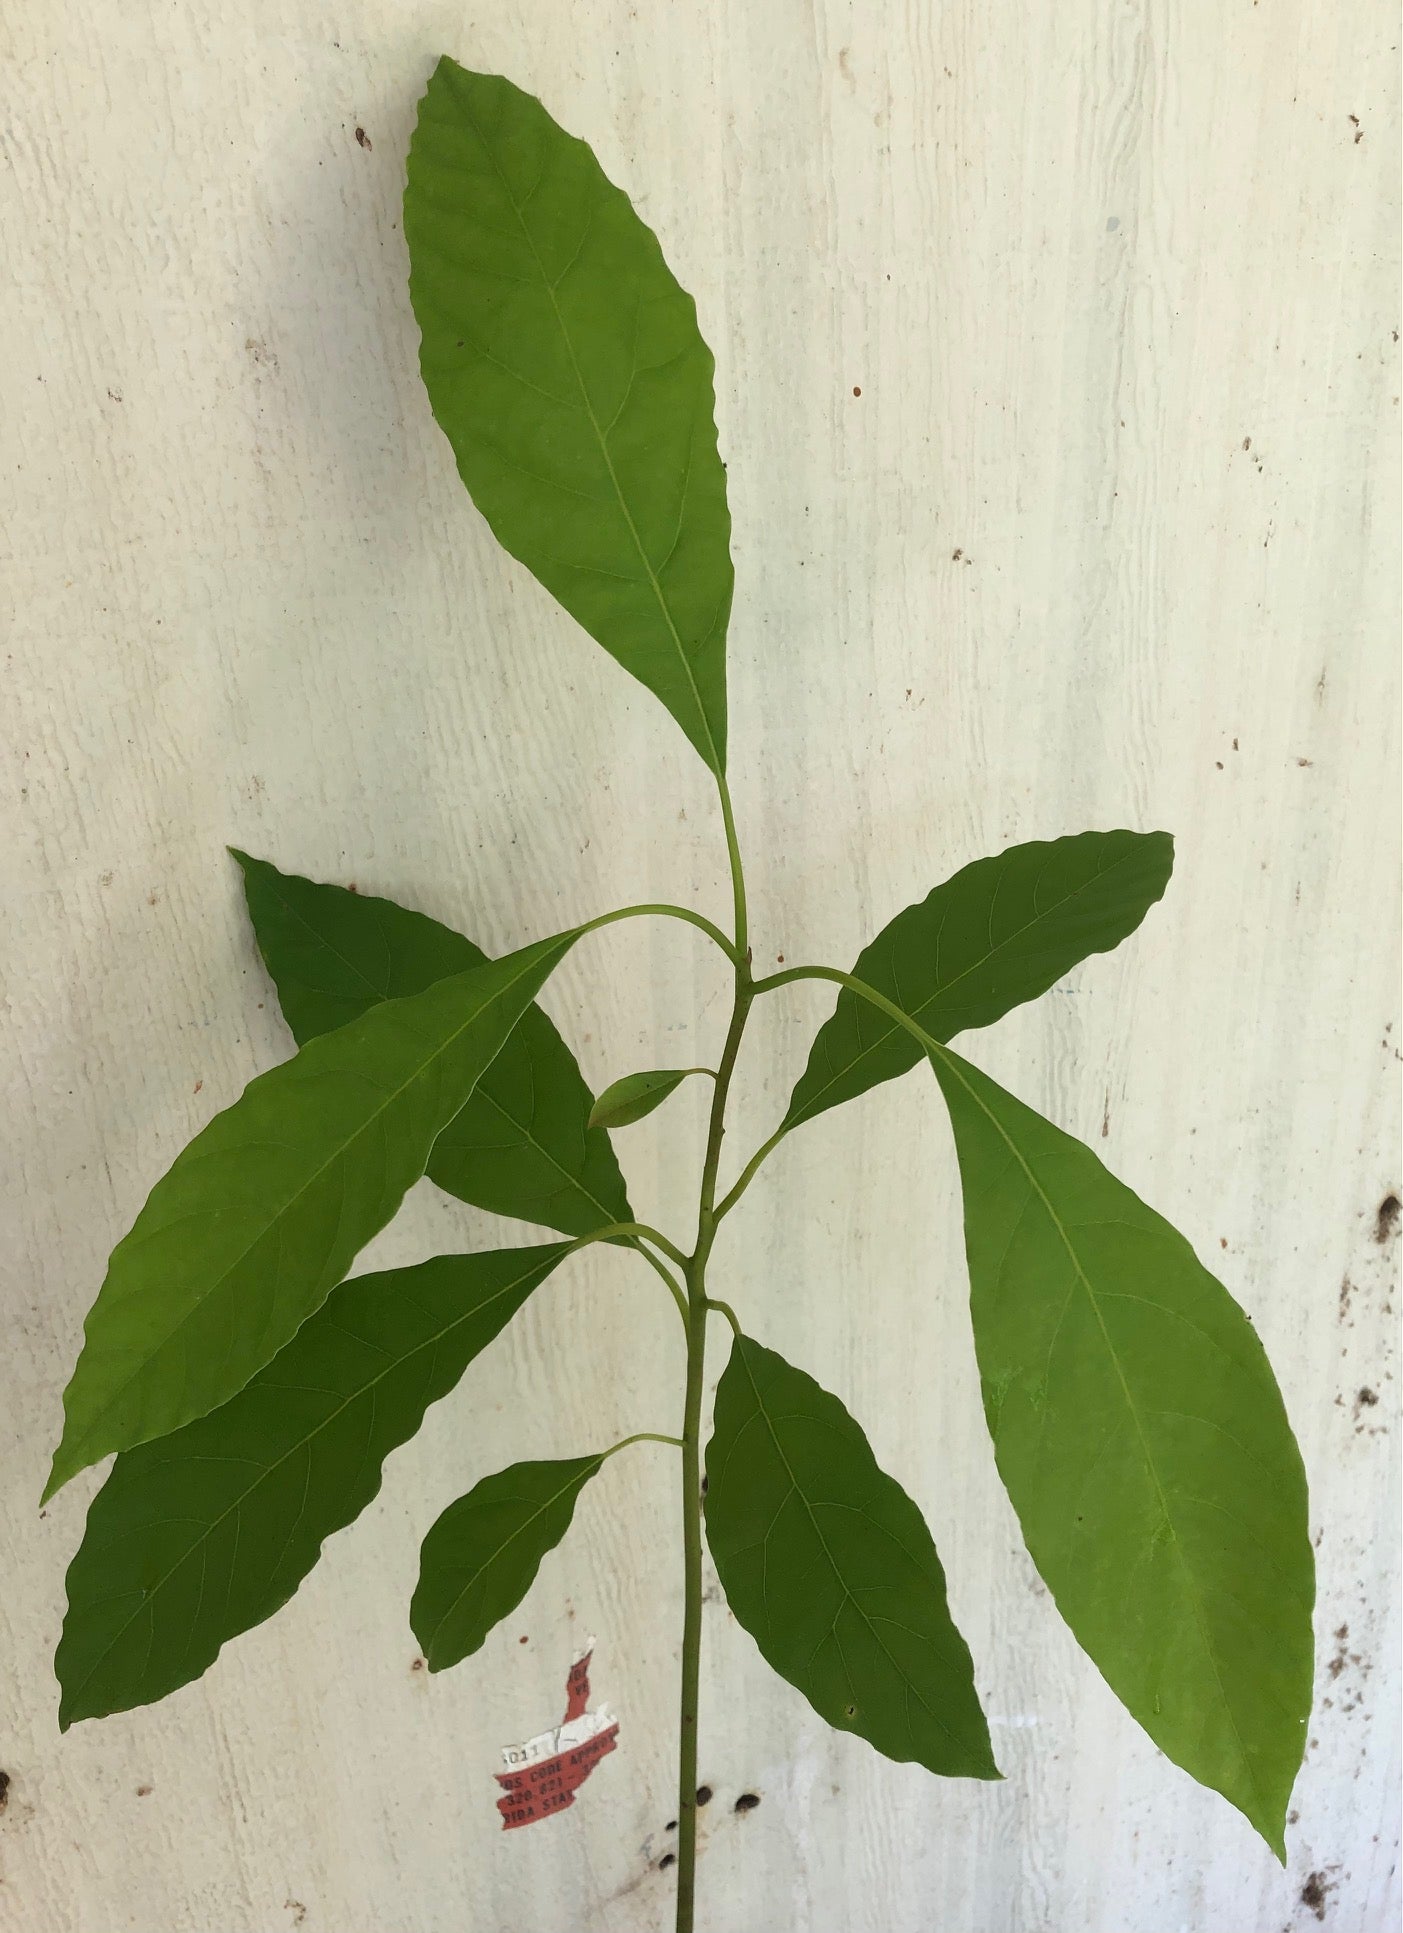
{"left": 1, "top": 2, "right": 1397, "bottom": 1929}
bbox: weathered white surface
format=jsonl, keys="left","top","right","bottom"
{"left": 2, "top": 2, "right": 1398, "bottom": 1928}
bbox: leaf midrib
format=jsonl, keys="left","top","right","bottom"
{"left": 454, "top": 83, "right": 724, "bottom": 777}
{"left": 423, "top": 1458, "right": 603, "bottom": 1662}
{"left": 933, "top": 1047, "right": 1268, "bottom": 1823}
{"left": 62, "top": 1250, "right": 567, "bottom": 1714}
{"left": 61, "top": 936, "right": 571, "bottom": 1474}
{"left": 730, "top": 1340, "right": 981, "bottom": 1765}
{"left": 791, "top": 844, "right": 1154, "bottom": 1127}
{"left": 255, "top": 866, "right": 627, "bottom": 1232}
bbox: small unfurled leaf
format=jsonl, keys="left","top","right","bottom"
{"left": 784, "top": 830, "right": 1173, "bottom": 1135}
{"left": 405, "top": 58, "right": 733, "bottom": 774}
{"left": 704, "top": 1331, "right": 998, "bottom": 1780}
{"left": 47, "top": 929, "right": 581, "bottom": 1498}
{"left": 588, "top": 1065, "right": 709, "bottom": 1130}
{"left": 56, "top": 1244, "right": 569, "bottom": 1725}
{"left": 234, "top": 852, "right": 631, "bottom": 1237}
{"left": 930, "top": 1045, "right": 1313, "bottom": 1856}
{"left": 413, "top": 1454, "right": 605, "bottom": 1671}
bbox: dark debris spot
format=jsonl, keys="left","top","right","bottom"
{"left": 1357, "top": 1387, "right": 1379, "bottom": 1408}
{"left": 1375, "top": 1194, "right": 1400, "bottom": 1243}
{"left": 664, "top": 1818, "right": 676, "bottom": 1833}
{"left": 696, "top": 1785, "right": 712, "bottom": 1807}
{"left": 355, "top": 126, "right": 372, "bottom": 150}
{"left": 1300, "top": 1870, "right": 1333, "bottom": 1919}
{"left": 734, "top": 1791, "right": 761, "bottom": 1812}
{"left": 0, "top": 1770, "right": 9, "bottom": 1813}
{"left": 852, "top": 385, "right": 861, "bottom": 396}
{"left": 658, "top": 1851, "right": 676, "bottom": 1870}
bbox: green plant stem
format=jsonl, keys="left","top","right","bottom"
{"left": 717, "top": 773, "right": 749, "bottom": 962}
{"left": 673, "top": 771, "right": 751, "bottom": 1933}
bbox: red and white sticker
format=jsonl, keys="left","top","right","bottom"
{"left": 495, "top": 1641, "right": 619, "bottom": 1830}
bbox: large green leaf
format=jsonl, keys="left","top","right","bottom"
{"left": 56, "top": 1244, "right": 569, "bottom": 1725}
{"left": 929, "top": 1046, "right": 1313, "bottom": 1855}
{"left": 412, "top": 1453, "right": 605, "bottom": 1671}
{"left": 784, "top": 831, "right": 1173, "bottom": 1134}
{"left": 704, "top": 1332, "right": 998, "bottom": 1780}
{"left": 404, "top": 58, "right": 732, "bottom": 773}
{"left": 47, "top": 929, "right": 581, "bottom": 1498}
{"left": 234, "top": 852, "right": 631, "bottom": 1238}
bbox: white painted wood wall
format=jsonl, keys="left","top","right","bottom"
{"left": 3, "top": 4, "right": 1398, "bottom": 1929}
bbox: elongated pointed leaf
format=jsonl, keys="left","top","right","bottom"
{"left": 784, "top": 831, "right": 1173, "bottom": 1134}
{"left": 587, "top": 1065, "right": 707, "bottom": 1130}
{"left": 929, "top": 1046, "right": 1312, "bottom": 1855}
{"left": 413, "top": 1454, "right": 605, "bottom": 1670}
{"left": 405, "top": 58, "right": 732, "bottom": 773}
{"left": 48, "top": 929, "right": 582, "bottom": 1498}
{"left": 234, "top": 852, "right": 631, "bottom": 1237}
{"left": 705, "top": 1332, "right": 998, "bottom": 1779}
{"left": 56, "top": 1244, "right": 569, "bottom": 1725}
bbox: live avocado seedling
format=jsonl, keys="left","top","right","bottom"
{"left": 49, "top": 58, "right": 1313, "bottom": 1933}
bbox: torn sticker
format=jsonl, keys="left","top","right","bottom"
{"left": 495, "top": 1640, "right": 619, "bottom": 1830}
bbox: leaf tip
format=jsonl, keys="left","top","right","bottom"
{"left": 40, "top": 1451, "right": 70, "bottom": 1508}
{"left": 1258, "top": 1807, "right": 1290, "bottom": 1866}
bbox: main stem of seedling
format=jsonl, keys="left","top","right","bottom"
{"left": 673, "top": 773, "right": 750, "bottom": 1933}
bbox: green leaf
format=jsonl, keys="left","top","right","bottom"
{"left": 412, "top": 1453, "right": 605, "bottom": 1671}
{"left": 704, "top": 1331, "right": 999, "bottom": 1780}
{"left": 234, "top": 851, "right": 631, "bottom": 1238}
{"left": 929, "top": 1046, "right": 1313, "bottom": 1856}
{"left": 404, "top": 58, "right": 732, "bottom": 774}
{"left": 587, "top": 1065, "right": 709, "bottom": 1130}
{"left": 47, "top": 928, "right": 582, "bottom": 1498}
{"left": 784, "top": 831, "right": 1174, "bottom": 1135}
{"left": 56, "top": 1244, "right": 569, "bottom": 1725}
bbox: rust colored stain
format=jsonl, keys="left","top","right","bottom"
{"left": 495, "top": 1649, "right": 619, "bottom": 1830}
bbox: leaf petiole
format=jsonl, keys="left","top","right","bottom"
{"left": 580, "top": 900, "right": 741, "bottom": 967}
{"left": 562, "top": 1221, "right": 691, "bottom": 1326}
{"left": 713, "top": 963, "right": 953, "bottom": 1222}
{"left": 601, "top": 1430, "right": 686, "bottom": 1459}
